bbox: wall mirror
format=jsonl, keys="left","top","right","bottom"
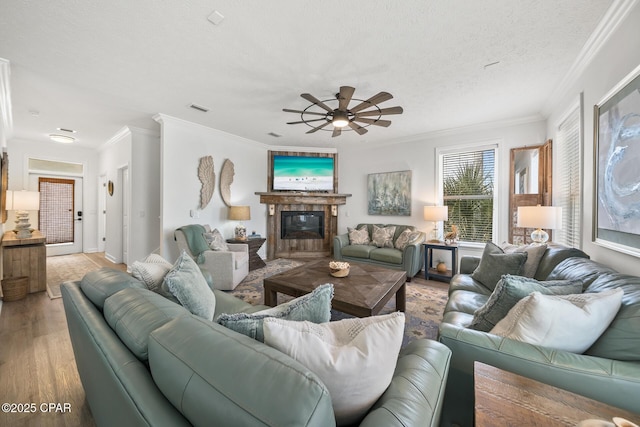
{"left": 509, "top": 140, "right": 552, "bottom": 244}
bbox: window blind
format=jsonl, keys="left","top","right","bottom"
{"left": 39, "top": 178, "right": 75, "bottom": 244}
{"left": 555, "top": 106, "right": 581, "bottom": 248}
{"left": 442, "top": 149, "right": 495, "bottom": 243}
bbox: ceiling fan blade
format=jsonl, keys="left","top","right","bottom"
{"left": 349, "top": 92, "right": 394, "bottom": 113}
{"left": 305, "top": 121, "right": 332, "bottom": 134}
{"left": 283, "top": 108, "right": 327, "bottom": 117}
{"left": 348, "top": 121, "right": 368, "bottom": 135}
{"left": 332, "top": 127, "right": 342, "bottom": 138}
{"left": 286, "top": 118, "right": 327, "bottom": 125}
{"left": 355, "top": 106, "right": 404, "bottom": 117}
{"left": 338, "top": 86, "right": 355, "bottom": 111}
{"left": 353, "top": 117, "right": 392, "bottom": 127}
{"left": 301, "top": 93, "right": 333, "bottom": 112}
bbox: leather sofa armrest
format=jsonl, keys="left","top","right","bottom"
{"left": 460, "top": 256, "right": 480, "bottom": 274}
{"left": 333, "top": 233, "right": 349, "bottom": 260}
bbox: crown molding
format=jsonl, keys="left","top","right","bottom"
{"left": 0, "top": 58, "right": 13, "bottom": 148}
{"left": 97, "top": 126, "right": 132, "bottom": 152}
{"left": 542, "top": 0, "right": 639, "bottom": 116}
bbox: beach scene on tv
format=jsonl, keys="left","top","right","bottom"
{"left": 273, "top": 155, "right": 334, "bottom": 191}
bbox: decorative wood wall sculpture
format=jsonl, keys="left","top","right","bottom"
{"left": 198, "top": 156, "right": 215, "bottom": 209}
{"left": 220, "top": 159, "right": 235, "bottom": 207}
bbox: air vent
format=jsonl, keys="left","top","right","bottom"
{"left": 189, "top": 104, "right": 210, "bottom": 113}
{"left": 267, "top": 132, "right": 282, "bottom": 138}
{"left": 57, "top": 127, "right": 76, "bottom": 133}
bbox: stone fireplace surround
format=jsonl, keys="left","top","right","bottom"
{"left": 256, "top": 192, "right": 351, "bottom": 259}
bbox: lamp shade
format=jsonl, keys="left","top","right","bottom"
{"left": 12, "top": 190, "right": 40, "bottom": 211}
{"left": 423, "top": 206, "right": 448, "bottom": 222}
{"left": 517, "top": 205, "right": 562, "bottom": 230}
{"left": 228, "top": 205, "right": 251, "bottom": 221}
{"left": 5, "top": 190, "right": 13, "bottom": 210}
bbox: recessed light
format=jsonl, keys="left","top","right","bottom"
{"left": 49, "top": 134, "right": 76, "bottom": 143}
{"left": 57, "top": 127, "right": 76, "bottom": 133}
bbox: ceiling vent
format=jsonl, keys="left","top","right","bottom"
{"left": 57, "top": 127, "right": 76, "bottom": 133}
{"left": 189, "top": 104, "right": 210, "bottom": 113}
{"left": 268, "top": 132, "right": 282, "bottom": 138}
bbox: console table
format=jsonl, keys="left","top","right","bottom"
{"left": 474, "top": 362, "right": 639, "bottom": 426}
{"left": 1, "top": 230, "right": 47, "bottom": 293}
{"left": 227, "top": 237, "right": 266, "bottom": 271}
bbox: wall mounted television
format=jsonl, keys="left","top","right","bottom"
{"left": 270, "top": 152, "right": 336, "bottom": 192}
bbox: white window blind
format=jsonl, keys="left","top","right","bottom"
{"left": 555, "top": 106, "right": 581, "bottom": 248}
{"left": 442, "top": 149, "right": 495, "bottom": 243}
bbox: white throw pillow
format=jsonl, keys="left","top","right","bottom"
{"left": 131, "top": 254, "right": 173, "bottom": 292}
{"left": 490, "top": 288, "right": 623, "bottom": 353}
{"left": 163, "top": 251, "right": 216, "bottom": 320}
{"left": 263, "top": 312, "right": 405, "bottom": 426}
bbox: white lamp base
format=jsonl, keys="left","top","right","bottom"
{"left": 14, "top": 211, "right": 33, "bottom": 239}
{"left": 530, "top": 228, "right": 549, "bottom": 244}
{"left": 234, "top": 223, "right": 247, "bottom": 240}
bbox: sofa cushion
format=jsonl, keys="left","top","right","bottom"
{"left": 216, "top": 283, "right": 333, "bottom": 342}
{"left": 471, "top": 242, "right": 528, "bottom": 290}
{"left": 348, "top": 225, "right": 370, "bottom": 245}
{"left": 204, "top": 228, "right": 229, "bottom": 251}
{"left": 131, "top": 254, "right": 173, "bottom": 293}
{"left": 490, "top": 288, "right": 624, "bottom": 353}
{"left": 371, "top": 225, "right": 396, "bottom": 248}
{"left": 369, "top": 248, "right": 403, "bottom": 265}
{"left": 585, "top": 273, "right": 640, "bottom": 361}
{"left": 469, "top": 275, "right": 584, "bottom": 332}
{"left": 263, "top": 312, "right": 405, "bottom": 426}
{"left": 163, "top": 251, "right": 216, "bottom": 320}
{"left": 104, "top": 287, "right": 189, "bottom": 361}
{"left": 394, "top": 228, "right": 424, "bottom": 250}
{"left": 547, "top": 257, "right": 617, "bottom": 290}
{"left": 342, "top": 244, "right": 377, "bottom": 259}
{"left": 80, "top": 267, "right": 146, "bottom": 309}
{"left": 500, "top": 243, "right": 547, "bottom": 278}
{"left": 533, "top": 243, "right": 589, "bottom": 280}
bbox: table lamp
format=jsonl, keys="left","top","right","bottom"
{"left": 228, "top": 205, "right": 251, "bottom": 240}
{"left": 423, "top": 205, "right": 448, "bottom": 243}
{"left": 517, "top": 205, "right": 562, "bottom": 244}
{"left": 12, "top": 190, "right": 40, "bottom": 239}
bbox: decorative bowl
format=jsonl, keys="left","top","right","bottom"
{"left": 329, "top": 261, "right": 350, "bottom": 278}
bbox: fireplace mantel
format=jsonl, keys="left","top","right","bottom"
{"left": 255, "top": 192, "right": 351, "bottom": 259}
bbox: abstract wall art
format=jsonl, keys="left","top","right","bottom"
{"left": 593, "top": 64, "right": 640, "bottom": 257}
{"left": 367, "top": 170, "right": 411, "bottom": 216}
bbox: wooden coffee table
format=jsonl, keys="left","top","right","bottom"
{"left": 263, "top": 259, "right": 406, "bottom": 317}
{"left": 474, "top": 362, "right": 640, "bottom": 426}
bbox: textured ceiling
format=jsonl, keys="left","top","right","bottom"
{"left": 0, "top": 0, "right": 615, "bottom": 149}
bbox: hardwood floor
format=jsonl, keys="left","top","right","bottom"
{"left": 0, "top": 253, "right": 125, "bottom": 427}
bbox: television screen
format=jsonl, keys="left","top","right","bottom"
{"left": 273, "top": 155, "right": 334, "bottom": 191}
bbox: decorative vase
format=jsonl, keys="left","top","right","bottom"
{"left": 436, "top": 262, "right": 447, "bottom": 273}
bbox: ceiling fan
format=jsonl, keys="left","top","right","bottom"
{"left": 283, "top": 86, "right": 403, "bottom": 137}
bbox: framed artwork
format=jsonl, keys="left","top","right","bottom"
{"left": 367, "top": 170, "right": 411, "bottom": 216}
{"left": 593, "top": 64, "right": 640, "bottom": 257}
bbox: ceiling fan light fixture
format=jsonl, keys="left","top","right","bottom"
{"left": 332, "top": 111, "right": 349, "bottom": 128}
{"left": 49, "top": 134, "right": 76, "bottom": 144}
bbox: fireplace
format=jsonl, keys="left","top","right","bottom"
{"left": 281, "top": 211, "right": 324, "bottom": 239}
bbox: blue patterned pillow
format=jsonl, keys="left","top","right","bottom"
{"left": 216, "top": 283, "right": 334, "bottom": 342}
{"left": 163, "top": 251, "right": 216, "bottom": 320}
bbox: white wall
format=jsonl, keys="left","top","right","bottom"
{"left": 6, "top": 137, "right": 99, "bottom": 252}
{"left": 155, "top": 114, "right": 269, "bottom": 262}
{"left": 337, "top": 118, "right": 548, "bottom": 260}
{"left": 546, "top": 1, "right": 640, "bottom": 276}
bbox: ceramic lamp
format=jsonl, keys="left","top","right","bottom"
{"left": 517, "top": 205, "right": 562, "bottom": 244}
{"left": 229, "top": 205, "right": 251, "bottom": 240}
{"left": 12, "top": 190, "right": 40, "bottom": 239}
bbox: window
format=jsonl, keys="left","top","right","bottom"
{"left": 555, "top": 105, "right": 582, "bottom": 248}
{"left": 441, "top": 147, "right": 496, "bottom": 243}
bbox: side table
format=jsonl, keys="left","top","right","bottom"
{"left": 227, "top": 237, "right": 266, "bottom": 271}
{"left": 1, "top": 230, "right": 47, "bottom": 293}
{"left": 423, "top": 242, "right": 457, "bottom": 283}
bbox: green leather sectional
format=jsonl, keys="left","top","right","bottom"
{"left": 438, "top": 244, "right": 640, "bottom": 426}
{"left": 61, "top": 268, "right": 451, "bottom": 427}
{"left": 333, "top": 224, "right": 426, "bottom": 280}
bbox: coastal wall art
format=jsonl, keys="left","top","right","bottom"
{"left": 220, "top": 159, "right": 235, "bottom": 207}
{"left": 198, "top": 155, "right": 215, "bottom": 209}
{"left": 367, "top": 170, "right": 411, "bottom": 216}
{"left": 593, "top": 64, "right": 640, "bottom": 256}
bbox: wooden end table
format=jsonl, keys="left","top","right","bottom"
{"left": 263, "top": 259, "right": 406, "bottom": 317}
{"left": 474, "top": 362, "right": 639, "bottom": 426}
{"left": 226, "top": 237, "right": 266, "bottom": 271}
{"left": 423, "top": 242, "right": 457, "bottom": 283}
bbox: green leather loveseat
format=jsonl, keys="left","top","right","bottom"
{"left": 333, "top": 224, "right": 426, "bottom": 280}
{"left": 62, "top": 267, "right": 452, "bottom": 427}
{"left": 437, "top": 244, "right": 640, "bottom": 426}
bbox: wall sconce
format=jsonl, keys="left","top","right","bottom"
{"left": 268, "top": 204, "right": 275, "bottom": 216}
{"left": 331, "top": 205, "right": 337, "bottom": 216}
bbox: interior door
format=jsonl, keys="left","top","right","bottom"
{"left": 31, "top": 174, "right": 83, "bottom": 256}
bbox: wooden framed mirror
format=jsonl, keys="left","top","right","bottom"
{"left": 509, "top": 139, "right": 552, "bottom": 244}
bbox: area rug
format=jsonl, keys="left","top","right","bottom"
{"left": 46, "top": 253, "right": 102, "bottom": 299}
{"left": 230, "top": 259, "right": 448, "bottom": 346}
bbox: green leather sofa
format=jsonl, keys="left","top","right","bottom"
{"left": 61, "top": 267, "right": 452, "bottom": 427}
{"left": 437, "top": 244, "right": 640, "bottom": 426}
{"left": 333, "top": 224, "right": 426, "bottom": 280}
